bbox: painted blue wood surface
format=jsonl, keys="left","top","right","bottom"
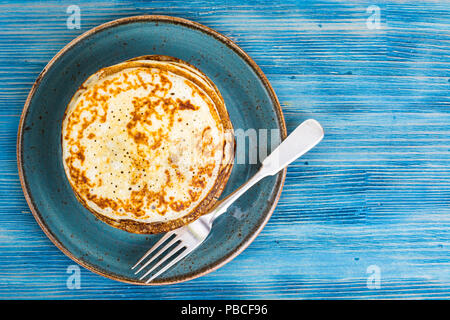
{"left": 0, "top": 0, "right": 449, "bottom": 299}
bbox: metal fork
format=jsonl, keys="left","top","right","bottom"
{"left": 132, "top": 119, "right": 324, "bottom": 283}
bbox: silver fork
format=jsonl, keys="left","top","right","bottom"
{"left": 132, "top": 119, "right": 324, "bottom": 283}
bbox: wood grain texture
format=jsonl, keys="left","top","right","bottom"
{"left": 0, "top": 0, "right": 450, "bottom": 299}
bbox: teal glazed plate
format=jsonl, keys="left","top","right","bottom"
{"left": 17, "top": 15, "right": 287, "bottom": 285}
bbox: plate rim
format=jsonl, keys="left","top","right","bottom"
{"left": 16, "top": 15, "right": 287, "bottom": 285}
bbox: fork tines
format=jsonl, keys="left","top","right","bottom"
{"left": 131, "top": 232, "right": 189, "bottom": 284}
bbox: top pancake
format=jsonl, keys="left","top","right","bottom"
{"left": 62, "top": 55, "right": 234, "bottom": 233}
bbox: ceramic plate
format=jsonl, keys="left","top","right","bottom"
{"left": 17, "top": 15, "right": 286, "bottom": 285}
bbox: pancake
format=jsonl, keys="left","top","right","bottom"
{"left": 62, "top": 55, "right": 234, "bottom": 234}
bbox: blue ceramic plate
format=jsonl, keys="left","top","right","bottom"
{"left": 17, "top": 16, "right": 286, "bottom": 285}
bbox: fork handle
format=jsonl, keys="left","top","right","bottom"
{"left": 204, "top": 169, "right": 266, "bottom": 222}
{"left": 204, "top": 119, "right": 324, "bottom": 223}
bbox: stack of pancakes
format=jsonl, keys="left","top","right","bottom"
{"left": 62, "top": 55, "right": 234, "bottom": 234}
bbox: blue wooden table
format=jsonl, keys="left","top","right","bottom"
{"left": 0, "top": 0, "right": 449, "bottom": 299}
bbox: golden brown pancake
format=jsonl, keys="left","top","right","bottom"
{"left": 62, "top": 55, "right": 234, "bottom": 234}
